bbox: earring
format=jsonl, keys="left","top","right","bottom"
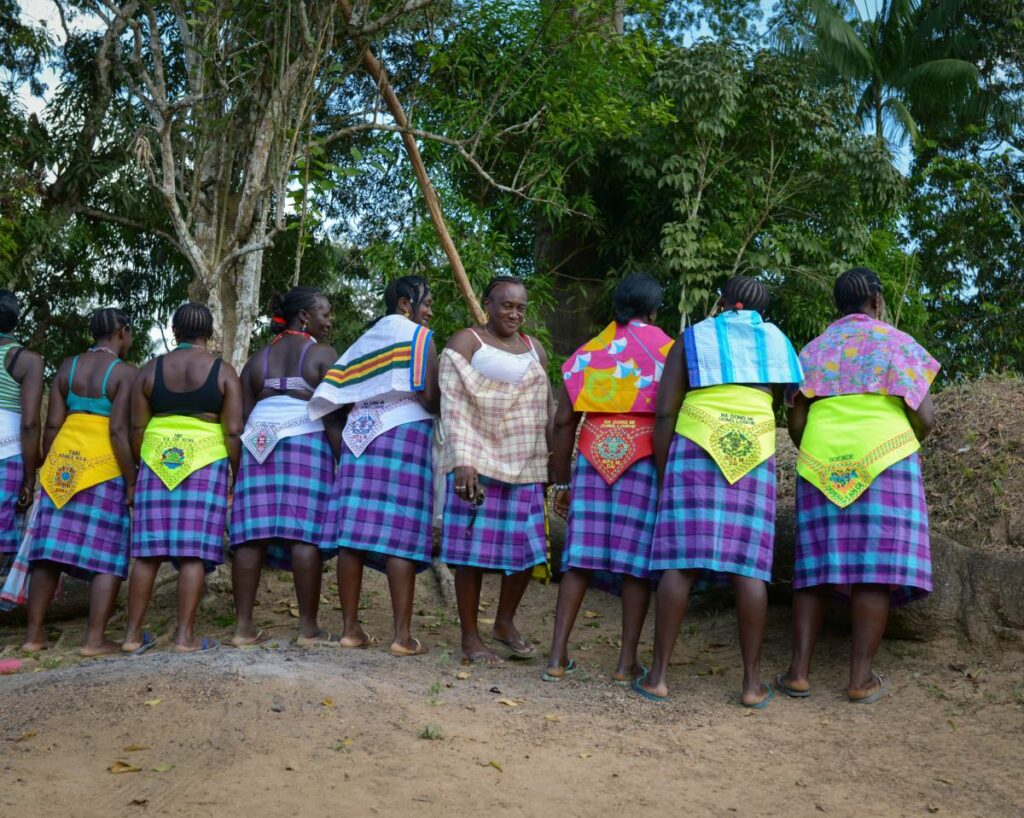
{"left": 402, "top": 310, "right": 410, "bottom": 318}
{"left": 302, "top": 322, "right": 308, "bottom": 332}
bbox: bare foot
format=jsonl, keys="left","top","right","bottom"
{"left": 231, "top": 629, "right": 270, "bottom": 648}
{"left": 79, "top": 640, "right": 121, "bottom": 658}
{"left": 389, "top": 637, "right": 427, "bottom": 657}
{"left": 612, "top": 661, "right": 646, "bottom": 683}
{"left": 775, "top": 671, "right": 811, "bottom": 697}
{"left": 171, "top": 637, "right": 219, "bottom": 653}
{"left": 491, "top": 625, "right": 536, "bottom": 658}
{"left": 462, "top": 649, "right": 505, "bottom": 666}
{"left": 20, "top": 640, "right": 48, "bottom": 653}
{"left": 636, "top": 675, "right": 670, "bottom": 700}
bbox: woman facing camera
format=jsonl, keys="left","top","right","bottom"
{"left": 778, "top": 267, "right": 938, "bottom": 704}
{"left": 308, "top": 276, "right": 439, "bottom": 655}
{"left": 544, "top": 272, "right": 673, "bottom": 684}
{"left": 122, "top": 303, "right": 243, "bottom": 653}
{"left": 440, "top": 276, "right": 552, "bottom": 666}
{"left": 22, "top": 309, "right": 135, "bottom": 656}
{"left": 229, "top": 287, "right": 339, "bottom": 647}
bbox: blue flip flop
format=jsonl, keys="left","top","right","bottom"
{"left": 613, "top": 664, "right": 649, "bottom": 686}
{"left": 850, "top": 671, "right": 887, "bottom": 704}
{"left": 742, "top": 684, "right": 774, "bottom": 710}
{"left": 541, "top": 657, "right": 578, "bottom": 682}
{"left": 130, "top": 632, "right": 157, "bottom": 656}
{"left": 632, "top": 673, "right": 670, "bottom": 702}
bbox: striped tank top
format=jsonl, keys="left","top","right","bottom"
{"left": 0, "top": 343, "right": 23, "bottom": 412}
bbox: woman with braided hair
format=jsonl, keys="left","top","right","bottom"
{"left": 0, "top": 291, "right": 43, "bottom": 561}
{"left": 308, "top": 276, "right": 439, "bottom": 654}
{"left": 636, "top": 276, "right": 802, "bottom": 705}
{"left": 777, "top": 267, "right": 938, "bottom": 704}
{"left": 440, "top": 276, "right": 552, "bottom": 665}
{"left": 122, "top": 303, "right": 243, "bottom": 653}
{"left": 229, "top": 287, "right": 339, "bottom": 647}
{"left": 21, "top": 308, "right": 136, "bottom": 655}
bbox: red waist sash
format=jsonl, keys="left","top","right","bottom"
{"left": 578, "top": 413, "right": 655, "bottom": 485}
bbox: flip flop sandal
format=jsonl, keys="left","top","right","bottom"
{"left": 775, "top": 672, "right": 811, "bottom": 698}
{"left": 612, "top": 664, "right": 648, "bottom": 685}
{"left": 338, "top": 634, "right": 378, "bottom": 649}
{"left": 493, "top": 635, "right": 537, "bottom": 659}
{"left": 632, "top": 673, "right": 670, "bottom": 703}
{"left": 173, "top": 637, "right": 219, "bottom": 653}
{"left": 389, "top": 638, "right": 428, "bottom": 657}
{"left": 461, "top": 651, "right": 506, "bottom": 667}
{"left": 741, "top": 684, "right": 775, "bottom": 710}
{"left": 541, "top": 658, "right": 578, "bottom": 682}
{"left": 128, "top": 632, "right": 157, "bottom": 656}
{"left": 849, "top": 671, "right": 888, "bottom": 705}
{"left": 231, "top": 630, "right": 273, "bottom": 649}
{"left": 295, "top": 631, "right": 341, "bottom": 648}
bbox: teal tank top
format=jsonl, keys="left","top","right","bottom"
{"left": 0, "top": 343, "right": 23, "bottom": 412}
{"left": 66, "top": 355, "right": 120, "bottom": 417}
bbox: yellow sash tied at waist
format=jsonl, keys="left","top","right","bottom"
{"left": 675, "top": 385, "right": 776, "bottom": 484}
{"left": 140, "top": 415, "right": 228, "bottom": 491}
{"left": 797, "top": 393, "right": 919, "bottom": 508}
{"left": 41, "top": 413, "right": 122, "bottom": 508}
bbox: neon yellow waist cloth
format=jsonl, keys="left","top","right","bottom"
{"left": 140, "top": 415, "right": 228, "bottom": 491}
{"left": 675, "top": 385, "right": 776, "bottom": 484}
{"left": 797, "top": 394, "right": 919, "bottom": 508}
{"left": 41, "top": 413, "right": 122, "bottom": 508}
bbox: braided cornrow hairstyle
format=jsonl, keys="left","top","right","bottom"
{"left": 89, "top": 307, "right": 130, "bottom": 341}
{"left": 833, "top": 267, "right": 883, "bottom": 315}
{"left": 269, "top": 286, "right": 321, "bottom": 333}
{"left": 720, "top": 275, "right": 770, "bottom": 315}
{"left": 483, "top": 275, "right": 525, "bottom": 301}
{"left": 0, "top": 290, "right": 21, "bottom": 334}
{"left": 384, "top": 276, "right": 429, "bottom": 316}
{"left": 171, "top": 302, "right": 214, "bottom": 342}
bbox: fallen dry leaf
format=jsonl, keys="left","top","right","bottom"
{"left": 14, "top": 731, "right": 37, "bottom": 742}
{"left": 578, "top": 752, "right": 593, "bottom": 759}
{"left": 288, "top": 604, "right": 300, "bottom": 618}
{"left": 456, "top": 671, "right": 471, "bottom": 680}
{"left": 129, "top": 799, "right": 149, "bottom": 807}
{"left": 151, "top": 763, "right": 173, "bottom": 773}
{"left": 488, "top": 760, "right": 503, "bottom": 772}
{"left": 496, "top": 698, "right": 523, "bottom": 707}
{"left": 109, "top": 760, "right": 142, "bottom": 774}
{"left": 321, "top": 698, "right": 334, "bottom": 707}
{"left": 583, "top": 610, "right": 600, "bottom": 619}
{"left": 143, "top": 699, "right": 161, "bottom": 707}
{"left": 478, "top": 617, "right": 495, "bottom": 625}
{"left": 122, "top": 744, "right": 149, "bottom": 752}
{"left": 544, "top": 714, "right": 561, "bottom": 722}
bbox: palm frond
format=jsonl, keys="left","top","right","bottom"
{"left": 882, "top": 95, "right": 920, "bottom": 145}
{"left": 902, "top": 58, "right": 979, "bottom": 100}
{"left": 806, "top": 0, "right": 875, "bottom": 80}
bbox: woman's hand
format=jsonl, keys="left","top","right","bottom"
{"left": 453, "top": 465, "right": 481, "bottom": 502}
{"left": 553, "top": 487, "right": 570, "bottom": 518}
{"left": 17, "top": 480, "right": 33, "bottom": 510}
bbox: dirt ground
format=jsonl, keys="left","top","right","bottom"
{"left": 2, "top": 567, "right": 1023, "bottom": 818}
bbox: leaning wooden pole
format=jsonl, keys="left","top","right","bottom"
{"left": 341, "top": 1, "right": 487, "bottom": 326}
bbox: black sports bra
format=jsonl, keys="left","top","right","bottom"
{"left": 151, "top": 356, "right": 223, "bottom": 416}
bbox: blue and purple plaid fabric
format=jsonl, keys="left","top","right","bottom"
{"left": 794, "top": 451, "right": 932, "bottom": 607}
{"left": 326, "top": 420, "right": 434, "bottom": 572}
{"left": 0, "top": 454, "right": 23, "bottom": 554}
{"left": 26, "top": 477, "right": 129, "bottom": 579}
{"left": 651, "top": 435, "right": 776, "bottom": 581}
{"left": 562, "top": 454, "right": 656, "bottom": 580}
{"left": 132, "top": 459, "right": 229, "bottom": 572}
{"left": 229, "top": 432, "right": 336, "bottom": 570}
{"left": 441, "top": 473, "right": 546, "bottom": 574}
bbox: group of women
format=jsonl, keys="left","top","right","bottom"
{"left": 0, "top": 265, "right": 939, "bottom": 707}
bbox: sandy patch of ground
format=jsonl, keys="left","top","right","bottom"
{"left": 2, "top": 569, "right": 1023, "bottom": 817}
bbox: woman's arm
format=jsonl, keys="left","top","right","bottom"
{"left": 41, "top": 360, "right": 69, "bottom": 462}
{"left": 417, "top": 337, "right": 441, "bottom": 414}
{"left": 787, "top": 392, "right": 810, "bottom": 447}
{"left": 653, "top": 338, "right": 687, "bottom": 487}
{"left": 219, "top": 362, "right": 244, "bottom": 479}
{"left": 551, "top": 382, "right": 581, "bottom": 517}
{"left": 906, "top": 392, "right": 935, "bottom": 442}
{"left": 108, "top": 364, "right": 138, "bottom": 504}
{"left": 130, "top": 364, "right": 155, "bottom": 461}
{"left": 14, "top": 349, "right": 44, "bottom": 506}
{"left": 239, "top": 356, "right": 257, "bottom": 421}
